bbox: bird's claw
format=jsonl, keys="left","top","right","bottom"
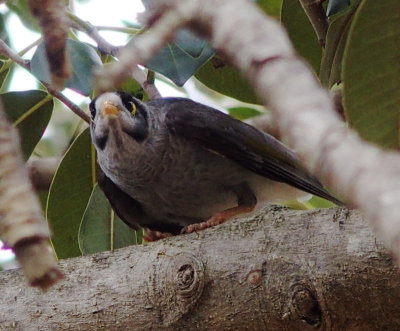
{"left": 181, "top": 213, "right": 228, "bottom": 234}
{"left": 143, "top": 229, "right": 172, "bottom": 242}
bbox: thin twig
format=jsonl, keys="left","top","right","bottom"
{"left": 18, "top": 37, "right": 43, "bottom": 56}
{"left": 0, "top": 40, "right": 29, "bottom": 67}
{"left": 298, "top": 0, "right": 328, "bottom": 47}
{"left": 68, "top": 12, "right": 161, "bottom": 98}
{"left": 47, "top": 87, "right": 90, "bottom": 123}
{"left": 68, "top": 12, "right": 121, "bottom": 56}
{"left": 95, "top": 26, "right": 140, "bottom": 34}
{"left": 0, "top": 39, "right": 90, "bottom": 123}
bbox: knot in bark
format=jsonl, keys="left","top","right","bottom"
{"left": 247, "top": 269, "right": 263, "bottom": 286}
{"left": 147, "top": 252, "right": 205, "bottom": 326}
{"left": 290, "top": 283, "right": 322, "bottom": 328}
{"left": 176, "top": 263, "right": 198, "bottom": 298}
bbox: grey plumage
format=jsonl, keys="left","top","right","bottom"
{"left": 90, "top": 91, "right": 342, "bottom": 235}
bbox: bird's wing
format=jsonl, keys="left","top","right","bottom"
{"left": 163, "top": 98, "right": 342, "bottom": 205}
{"left": 97, "top": 169, "right": 142, "bottom": 230}
{"left": 98, "top": 169, "right": 185, "bottom": 234}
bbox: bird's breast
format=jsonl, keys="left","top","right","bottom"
{"left": 96, "top": 134, "right": 245, "bottom": 224}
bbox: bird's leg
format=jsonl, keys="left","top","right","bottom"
{"left": 182, "top": 184, "right": 257, "bottom": 234}
{"left": 143, "top": 229, "right": 173, "bottom": 242}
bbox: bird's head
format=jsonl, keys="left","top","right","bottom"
{"left": 89, "top": 91, "right": 149, "bottom": 150}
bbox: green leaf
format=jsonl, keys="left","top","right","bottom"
{"left": 31, "top": 39, "right": 102, "bottom": 95}
{"left": 327, "top": 0, "right": 350, "bottom": 16}
{"left": 1, "top": 90, "right": 53, "bottom": 160}
{"left": 119, "top": 77, "right": 145, "bottom": 100}
{"left": 174, "top": 29, "right": 208, "bottom": 58}
{"left": 306, "top": 195, "right": 337, "bottom": 209}
{"left": 100, "top": 55, "right": 145, "bottom": 99}
{"left": 343, "top": 0, "right": 400, "bottom": 149}
{"left": 256, "top": 0, "right": 283, "bottom": 18}
{"left": 6, "top": 0, "right": 40, "bottom": 32}
{"left": 0, "top": 12, "right": 10, "bottom": 50}
{"left": 195, "top": 56, "right": 260, "bottom": 104}
{"left": 0, "top": 61, "right": 11, "bottom": 89}
{"left": 228, "top": 106, "right": 262, "bottom": 120}
{"left": 145, "top": 29, "right": 214, "bottom": 86}
{"left": 281, "top": 0, "right": 322, "bottom": 73}
{"left": 47, "top": 128, "right": 93, "bottom": 259}
{"left": 320, "top": 1, "right": 360, "bottom": 87}
{"left": 78, "top": 184, "right": 140, "bottom": 255}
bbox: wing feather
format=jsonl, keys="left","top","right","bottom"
{"left": 162, "top": 98, "right": 342, "bottom": 205}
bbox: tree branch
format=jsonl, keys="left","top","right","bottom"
{"left": 0, "top": 39, "right": 90, "bottom": 123}
{"left": 28, "top": 0, "right": 71, "bottom": 90}
{"left": 68, "top": 12, "right": 161, "bottom": 99}
{"left": 1, "top": 207, "right": 398, "bottom": 329}
{"left": 245, "top": 112, "right": 280, "bottom": 138}
{"left": 47, "top": 87, "right": 90, "bottom": 123}
{"left": 298, "top": 0, "right": 329, "bottom": 47}
{"left": 96, "top": 1, "right": 196, "bottom": 92}
{"left": 0, "top": 101, "right": 62, "bottom": 289}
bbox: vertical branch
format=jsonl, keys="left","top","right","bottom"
{"left": 298, "top": 0, "right": 328, "bottom": 47}
{"left": 28, "top": 0, "right": 71, "bottom": 90}
{"left": 0, "top": 101, "right": 63, "bottom": 289}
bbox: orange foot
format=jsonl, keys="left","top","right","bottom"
{"left": 181, "top": 204, "right": 255, "bottom": 234}
{"left": 143, "top": 229, "right": 173, "bottom": 242}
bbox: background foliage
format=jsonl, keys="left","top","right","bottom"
{"left": 0, "top": 0, "right": 398, "bottom": 260}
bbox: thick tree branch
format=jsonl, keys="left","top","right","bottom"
{"left": 0, "top": 101, "right": 62, "bottom": 289}
{"left": 95, "top": 0, "right": 400, "bottom": 264}
{"left": 28, "top": 0, "right": 71, "bottom": 90}
{"left": 1, "top": 207, "right": 398, "bottom": 329}
{"left": 245, "top": 112, "right": 279, "bottom": 138}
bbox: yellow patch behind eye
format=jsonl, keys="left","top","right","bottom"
{"left": 129, "top": 101, "right": 137, "bottom": 116}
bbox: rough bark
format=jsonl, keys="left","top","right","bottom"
{"left": 0, "top": 100, "right": 62, "bottom": 289}
{"left": 1, "top": 206, "right": 399, "bottom": 330}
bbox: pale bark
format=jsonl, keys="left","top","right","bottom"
{"left": 0, "top": 102, "right": 62, "bottom": 289}
{"left": 95, "top": 0, "right": 400, "bottom": 265}
{"left": 1, "top": 206, "right": 399, "bottom": 330}
{"left": 28, "top": 0, "right": 71, "bottom": 90}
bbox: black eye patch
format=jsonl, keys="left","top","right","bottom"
{"left": 117, "top": 91, "right": 135, "bottom": 110}
{"left": 89, "top": 98, "right": 98, "bottom": 120}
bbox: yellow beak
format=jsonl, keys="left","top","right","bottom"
{"left": 101, "top": 101, "right": 120, "bottom": 117}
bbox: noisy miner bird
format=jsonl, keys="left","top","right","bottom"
{"left": 89, "top": 91, "right": 342, "bottom": 240}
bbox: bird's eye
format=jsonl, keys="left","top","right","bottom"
{"left": 129, "top": 102, "right": 137, "bottom": 116}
